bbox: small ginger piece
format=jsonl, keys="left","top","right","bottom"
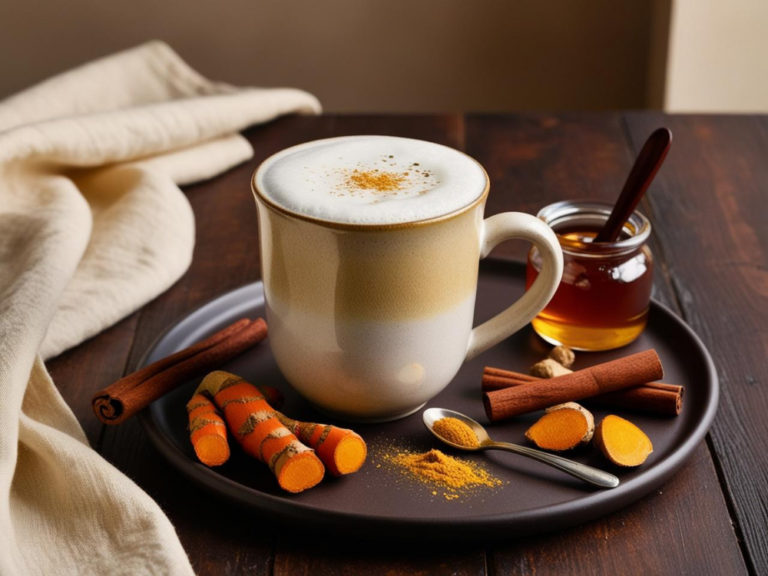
{"left": 530, "top": 358, "right": 573, "bottom": 378}
{"left": 525, "top": 402, "right": 594, "bottom": 451}
{"left": 530, "top": 345, "right": 576, "bottom": 378}
{"left": 549, "top": 345, "right": 575, "bottom": 368}
{"left": 594, "top": 415, "right": 653, "bottom": 467}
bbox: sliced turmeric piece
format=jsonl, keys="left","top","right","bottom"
{"left": 594, "top": 415, "right": 653, "bottom": 467}
{"left": 198, "top": 371, "right": 324, "bottom": 493}
{"left": 275, "top": 413, "right": 367, "bottom": 476}
{"left": 186, "top": 382, "right": 284, "bottom": 468}
{"left": 189, "top": 372, "right": 367, "bottom": 483}
{"left": 525, "top": 402, "right": 594, "bottom": 451}
{"left": 187, "top": 393, "right": 230, "bottom": 466}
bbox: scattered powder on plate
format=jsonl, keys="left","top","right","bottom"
{"left": 372, "top": 443, "right": 504, "bottom": 502}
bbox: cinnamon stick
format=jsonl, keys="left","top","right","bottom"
{"left": 482, "top": 368, "right": 538, "bottom": 391}
{"left": 482, "top": 368, "right": 683, "bottom": 416}
{"left": 483, "top": 350, "right": 664, "bottom": 421}
{"left": 93, "top": 318, "right": 270, "bottom": 425}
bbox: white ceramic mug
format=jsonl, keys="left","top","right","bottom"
{"left": 252, "top": 138, "right": 563, "bottom": 421}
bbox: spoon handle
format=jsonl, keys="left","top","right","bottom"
{"left": 594, "top": 127, "right": 672, "bottom": 243}
{"left": 489, "top": 442, "right": 620, "bottom": 488}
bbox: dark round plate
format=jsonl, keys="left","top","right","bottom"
{"left": 138, "top": 259, "right": 718, "bottom": 539}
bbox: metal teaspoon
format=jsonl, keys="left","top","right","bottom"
{"left": 423, "top": 408, "right": 619, "bottom": 489}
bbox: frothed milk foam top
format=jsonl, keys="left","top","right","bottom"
{"left": 255, "top": 136, "right": 487, "bottom": 225}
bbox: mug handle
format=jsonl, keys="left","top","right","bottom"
{"left": 465, "top": 212, "right": 563, "bottom": 361}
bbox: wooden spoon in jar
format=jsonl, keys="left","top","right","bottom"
{"left": 594, "top": 128, "right": 672, "bottom": 243}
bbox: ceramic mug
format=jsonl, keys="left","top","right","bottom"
{"left": 252, "top": 138, "right": 563, "bottom": 421}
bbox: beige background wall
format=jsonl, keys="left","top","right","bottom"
{"left": 0, "top": 0, "right": 653, "bottom": 112}
{"left": 664, "top": 0, "right": 768, "bottom": 112}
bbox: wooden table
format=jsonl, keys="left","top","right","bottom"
{"left": 48, "top": 114, "right": 766, "bottom": 575}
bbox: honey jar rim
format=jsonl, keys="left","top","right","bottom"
{"left": 536, "top": 200, "right": 651, "bottom": 256}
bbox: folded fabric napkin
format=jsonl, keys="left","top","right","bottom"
{"left": 0, "top": 41, "right": 320, "bottom": 575}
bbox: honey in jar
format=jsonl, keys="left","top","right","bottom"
{"left": 526, "top": 200, "right": 653, "bottom": 351}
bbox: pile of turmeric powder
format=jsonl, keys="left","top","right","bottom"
{"left": 378, "top": 446, "right": 503, "bottom": 501}
{"left": 432, "top": 417, "right": 480, "bottom": 448}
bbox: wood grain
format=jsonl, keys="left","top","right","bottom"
{"left": 274, "top": 541, "right": 485, "bottom": 576}
{"left": 46, "top": 314, "right": 138, "bottom": 446}
{"left": 492, "top": 445, "right": 746, "bottom": 576}
{"left": 625, "top": 112, "right": 768, "bottom": 575}
{"left": 44, "top": 113, "right": 757, "bottom": 575}
{"left": 465, "top": 113, "right": 746, "bottom": 575}
{"left": 329, "top": 113, "right": 465, "bottom": 146}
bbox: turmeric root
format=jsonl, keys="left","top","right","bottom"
{"left": 594, "top": 415, "right": 653, "bottom": 467}
{"left": 187, "top": 394, "right": 230, "bottom": 466}
{"left": 525, "top": 402, "right": 594, "bottom": 451}
{"left": 187, "top": 382, "right": 284, "bottom": 468}
{"left": 197, "top": 371, "right": 324, "bottom": 493}
{"left": 275, "top": 413, "right": 367, "bottom": 476}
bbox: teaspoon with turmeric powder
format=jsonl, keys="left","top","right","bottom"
{"left": 423, "top": 408, "right": 619, "bottom": 489}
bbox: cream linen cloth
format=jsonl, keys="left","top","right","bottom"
{"left": 0, "top": 42, "right": 320, "bottom": 575}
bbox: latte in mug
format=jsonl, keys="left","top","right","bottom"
{"left": 253, "top": 136, "right": 563, "bottom": 421}
{"left": 257, "top": 136, "right": 486, "bottom": 225}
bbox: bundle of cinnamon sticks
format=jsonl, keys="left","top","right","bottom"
{"left": 92, "top": 318, "right": 269, "bottom": 425}
{"left": 483, "top": 349, "right": 684, "bottom": 422}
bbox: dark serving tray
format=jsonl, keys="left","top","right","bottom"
{"left": 138, "top": 259, "right": 718, "bottom": 539}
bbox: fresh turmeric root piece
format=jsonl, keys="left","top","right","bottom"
{"left": 187, "top": 394, "right": 230, "bottom": 466}
{"left": 197, "top": 371, "right": 324, "bottom": 493}
{"left": 525, "top": 402, "right": 595, "bottom": 451}
{"left": 275, "top": 413, "right": 367, "bottom": 476}
{"left": 188, "top": 371, "right": 367, "bottom": 481}
{"left": 594, "top": 415, "right": 653, "bottom": 467}
{"left": 187, "top": 382, "right": 284, "bottom": 468}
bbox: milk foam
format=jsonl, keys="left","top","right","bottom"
{"left": 255, "top": 136, "right": 487, "bottom": 225}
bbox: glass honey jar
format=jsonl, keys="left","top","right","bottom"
{"left": 526, "top": 200, "right": 653, "bottom": 351}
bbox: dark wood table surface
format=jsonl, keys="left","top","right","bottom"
{"left": 47, "top": 113, "right": 767, "bottom": 575}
